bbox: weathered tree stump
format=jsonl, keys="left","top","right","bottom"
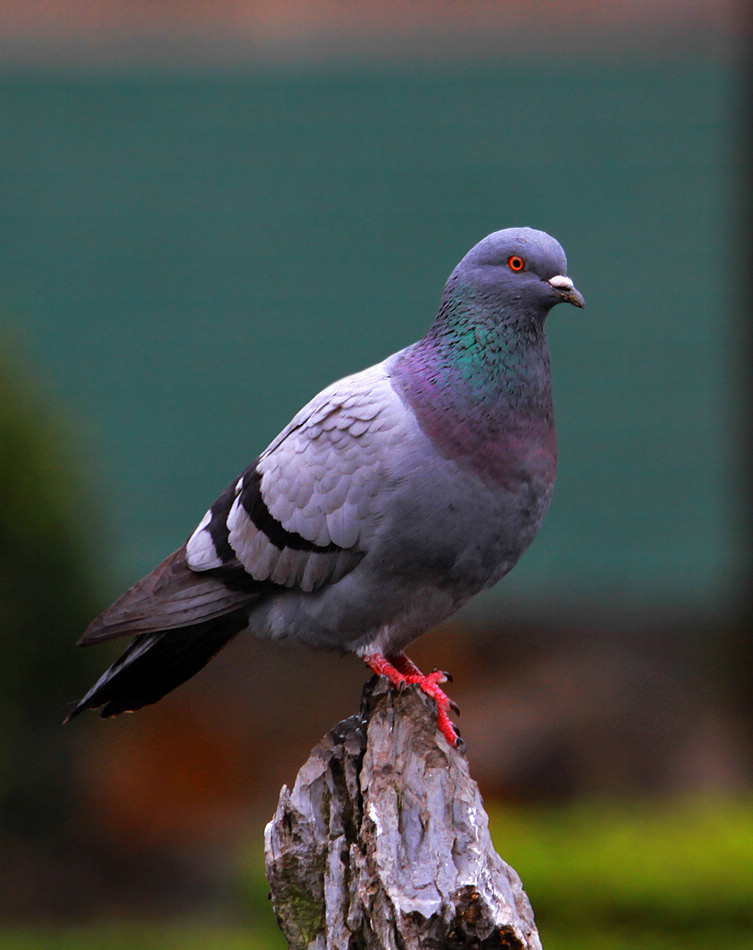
{"left": 264, "top": 677, "right": 542, "bottom": 949}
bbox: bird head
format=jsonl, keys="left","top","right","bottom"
{"left": 451, "top": 227, "right": 585, "bottom": 321}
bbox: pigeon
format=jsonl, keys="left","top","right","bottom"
{"left": 66, "top": 228, "right": 584, "bottom": 745}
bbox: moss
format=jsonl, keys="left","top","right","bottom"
{"left": 275, "top": 883, "right": 326, "bottom": 947}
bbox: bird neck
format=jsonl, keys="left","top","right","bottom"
{"left": 390, "top": 290, "right": 556, "bottom": 484}
{"left": 423, "top": 284, "right": 552, "bottom": 410}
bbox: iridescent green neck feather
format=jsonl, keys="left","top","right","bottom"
{"left": 390, "top": 275, "right": 557, "bottom": 485}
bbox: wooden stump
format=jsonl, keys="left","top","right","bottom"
{"left": 264, "top": 677, "right": 542, "bottom": 949}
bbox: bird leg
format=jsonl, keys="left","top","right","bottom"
{"left": 363, "top": 651, "right": 460, "bottom": 747}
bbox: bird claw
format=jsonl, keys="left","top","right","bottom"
{"left": 363, "top": 652, "right": 461, "bottom": 747}
{"left": 436, "top": 705, "right": 461, "bottom": 747}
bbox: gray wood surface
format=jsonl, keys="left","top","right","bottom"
{"left": 265, "top": 677, "right": 541, "bottom": 949}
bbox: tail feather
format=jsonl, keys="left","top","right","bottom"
{"left": 65, "top": 608, "right": 249, "bottom": 721}
{"left": 78, "top": 546, "right": 260, "bottom": 645}
{"left": 68, "top": 543, "right": 266, "bottom": 720}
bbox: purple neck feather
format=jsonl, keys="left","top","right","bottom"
{"left": 392, "top": 290, "right": 557, "bottom": 487}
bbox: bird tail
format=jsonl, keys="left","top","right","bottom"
{"left": 78, "top": 546, "right": 258, "bottom": 645}
{"left": 64, "top": 609, "right": 249, "bottom": 721}
{"left": 66, "top": 545, "right": 261, "bottom": 721}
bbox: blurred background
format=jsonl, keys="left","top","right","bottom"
{"left": 1, "top": 1, "right": 751, "bottom": 947}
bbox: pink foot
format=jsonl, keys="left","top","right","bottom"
{"left": 363, "top": 652, "right": 460, "bottom": 747}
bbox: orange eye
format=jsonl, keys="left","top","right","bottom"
{"left": 508, "top": 255, "right": 526, "bottom": 272}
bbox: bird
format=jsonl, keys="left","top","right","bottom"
{"left": 66, "top": 227, "right": 584, "bottom": 746}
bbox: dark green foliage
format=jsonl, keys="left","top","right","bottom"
{"left": 0, "top": 341, "right": 100, "bottom": 837}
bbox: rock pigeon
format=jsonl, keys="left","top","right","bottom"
{"left": 67, "top": 228, "right": 584, "bottom": 745}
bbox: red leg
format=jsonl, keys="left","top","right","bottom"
{"left": 388, "top": 653, "right": 423, "bottom": 677}
{"left": 363, "top": 652, "right": 460, "bottom": 747}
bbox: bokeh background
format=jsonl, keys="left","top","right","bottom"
{"left": 1, "top": 2, "right": 751, "bottom": 947}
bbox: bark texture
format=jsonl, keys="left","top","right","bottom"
{"left": 264, "top": 677, "right": 542, "bottom": 949}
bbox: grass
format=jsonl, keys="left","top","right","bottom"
{"left": 3, "top": 796, "right": 752, "bottom": 949}
{"left": 0, "top": 923, "right": 281, "bottom": 950}
{"left": 489, "top": 795, "right": 753, "bottom": 949}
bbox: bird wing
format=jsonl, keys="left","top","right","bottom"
{"left": 77, "top": 546, "right": 259, "bottom": 643}
{"left": 79, "top": 361, "right": 404, "bottom": 646}
{"left": 186, "top": 360, "right": 403, "bottom": 592}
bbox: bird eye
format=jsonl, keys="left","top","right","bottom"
{"left": 508, "top": 255, "right": 526, "bottom": 272}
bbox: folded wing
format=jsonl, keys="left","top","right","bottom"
{"left": 68, "top": 362, "right": 405, "bottom": 719}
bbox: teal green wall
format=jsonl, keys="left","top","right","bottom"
{"left": 0, "top": 59, "right": 745, "bottom": 617}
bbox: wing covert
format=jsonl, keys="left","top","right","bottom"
{"left": 186, "top": 361, "right": 406, "bottom": 593}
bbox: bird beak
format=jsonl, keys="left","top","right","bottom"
{"left": 548, "top": 274, "right": 586, "bottom": 309}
